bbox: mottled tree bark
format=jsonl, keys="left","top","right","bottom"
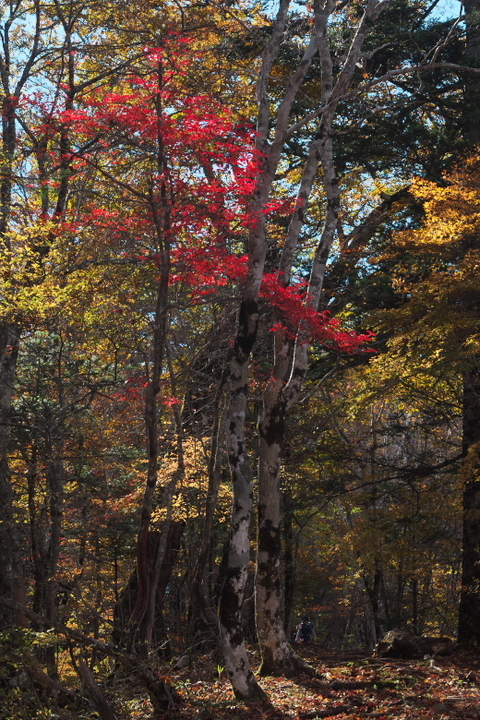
{"left": 257, "top": 386, "right": 311, "bottom": 675}
{"left": 255, "top": 0, "right": 392, "bottom": 675}
{"left": 218, "top": 0, "right": 397, "bottom": 686}
{"left": 218, "top": 0, "right": 293, "bottom": 698}
{"left": 218, "top": 296, "right": 267, "bottom": 700}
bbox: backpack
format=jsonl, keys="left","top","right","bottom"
{"left": 300, "top": 620, "right": 313, "bottom": 641}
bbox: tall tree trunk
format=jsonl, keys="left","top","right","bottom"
{"left": 0, "top": 7, "right": 22, "bottom": 631}
{"left": 128, "top": 61, "right": 171, "bottom": 651}
{"left": 458, "top": 0, "right": 480, "bottom": 644}
{"left": 27, "top": 448, "right": 49, "bottom": 616}
{"left": 458, "top": 367, "right": 480, "bottom": 644}
{"left": 128, "top": 272, "right": 169, "bottom": 650}
{"left": 219, "top": 0, "right": 330, "bottom": 684}
{"left": 255, "top": 120, "right": 340, "bottom": 676}
{"left": 191, "top": 381, "right": 227, "bottom": 629}
{"left": 218, "top": 296, "right": 267, "bottom": 700}
{"left": 113, "top": 524, "right": 184, "bottom": 652}
{"left": 142, "top": 348, "right": 185, "bottom": 650}
{"left": 257, "top": 370, "right": 312, "bottom": 676}
{"left": 44, "top": 455, "right": 65, "bottom": 676}
{"left": 217, "top": 0, "right": 295, "bottom": 696}
{"left": 0, "top": 323, "right": 21, "bottom": 628}
{"left": 254, "top": 0, "right": 392, "bottom": 674}
{"left": 363, "top": 566, "right": 383, "bottom": 650}
{"left": 144, "top": 408, "right": 183, "bottom": 648}
{"left": 463, "top": 0, "right": 480, "bottom": 145}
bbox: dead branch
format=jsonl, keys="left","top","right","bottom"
{"left": 0, "top": 595, "right": 180, "bottom": 710}
{"left": 77, "top": 658, "right": 119, "bottom": 720}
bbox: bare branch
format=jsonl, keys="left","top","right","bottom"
{"left": 285, "top": 61, "right": 480, "bottom": 140}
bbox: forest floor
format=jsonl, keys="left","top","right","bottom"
{"left": 143, "top": 644, "right": 480, "bottom": 720}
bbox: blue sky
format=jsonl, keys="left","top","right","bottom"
{"left": 432, "top": 0, "right": 462, "bottom": 19}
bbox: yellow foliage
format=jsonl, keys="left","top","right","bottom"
{"left": 151, "top": 436, "right": 232, "bottom": 524}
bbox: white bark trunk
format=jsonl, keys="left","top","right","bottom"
{"left": 218, "top": 308, "right": 266, "bottom": 698}
{"left": 255, "top": 0, "right": 394, "bottom": 676}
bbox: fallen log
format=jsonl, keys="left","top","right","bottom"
{"left": 376, "top": 630, "right": 456, "bottom": 659}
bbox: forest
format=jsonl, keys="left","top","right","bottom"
{"left": 1, "top": 0, "right": 480, "bottom": 718}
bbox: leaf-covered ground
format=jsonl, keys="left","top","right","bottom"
{"left": 145, "top": 645, "right": 480, "bottom": 720}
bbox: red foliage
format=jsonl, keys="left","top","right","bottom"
{"left": 31, "top": 32, "right": 371, "bottom": 356}
{"left": 260, "top": 274, "right": 374, "bottom": 352}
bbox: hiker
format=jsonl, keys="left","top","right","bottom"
{"left": 295, "top": 616, "right": 315, "bottom": 643}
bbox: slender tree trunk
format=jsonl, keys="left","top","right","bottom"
{"left": 128, "top": 274, "right": 169, "bottom": 649}
{"left": 463, "top": 0, "right": 480, "bottom": 145}
{"left": 45, "top": 455, "right": 65, "bottom": 676}
{"left": 410, "top": 577, "right": 419, "bottom": 636}
{"left": 458, "top": 367, "right": 480, "bottom": 644}
{"left": 154, "top": 520, "right": 185, "bottom": 652}
{"left": 144, "top": 395, "right": 183, "bottom": 648}
{"left": 113, "top": 524, "right": 184, "bottom": 652}
{"left": 144, "top": 349, "right": 187, "bottom": 648}
{"left": 191, "top": 382, "right": 227, "bottom": 629}
{"left": 27, "top": 448, "right": 49, "bottom": 616}
{"left": 0, "top": 1, "right": 45, "bottom": 632}
{"left": 0, "top": 323, "right": 21, "bottom": 628}
{"left": 0, "top": 10, "right": 22, "bottom": 630}
{"left": 355, "top": 578, "right": 375, "bottom": 650}
{"left": 77, "top": 658, "right": 119, "bottom": 720}
{"left": 128, "top": 62, "right": 170, "bottom": 650}
{"left": 458, "top": 0, "right": 480, "bottom": 645}
{"left": 363, "top": 567, "right": 383, "bottom": 649}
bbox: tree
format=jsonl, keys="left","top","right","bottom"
{"left": 217, "top": 0, "right": 469, "bottom": 688}
{"left": 0, "top": 0, "right": 150, "bottom": 632}
{"left": 371, "top": 158, "right": 480, "bottom": 644}
{"left": 0, "top": 2, "right": 256, "bottom": 707}
{"left": 0, "top": 0, "right": 44, "bottom": 629}
{"left": 33, "top": 31, "right": 265, "bottom": 658}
